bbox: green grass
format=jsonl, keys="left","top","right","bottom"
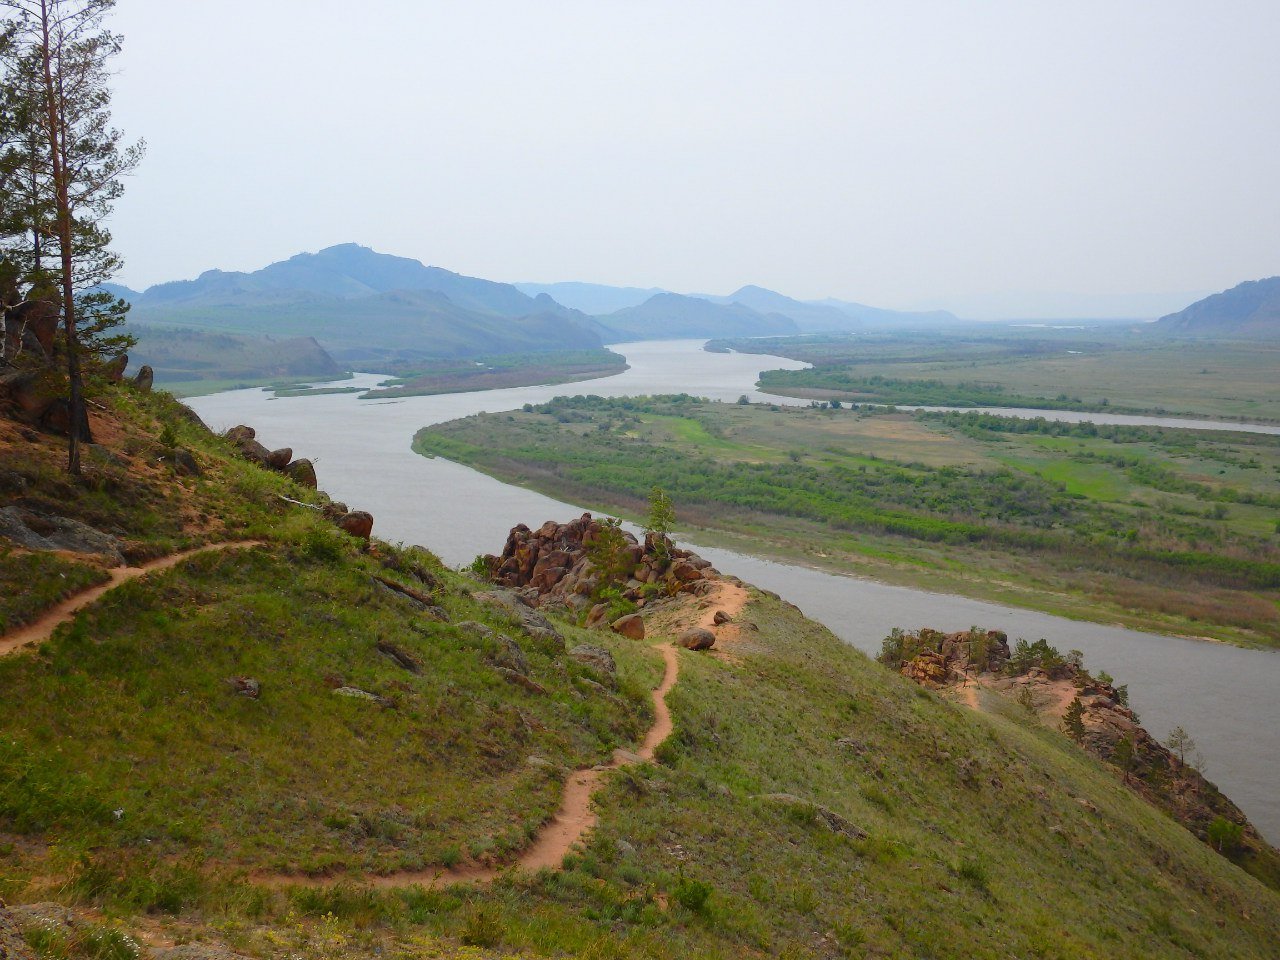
{"left": 0, "top": 551, "right": 109, "bottom": 633}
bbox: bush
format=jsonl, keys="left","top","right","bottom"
{"left": 1207, "top": 816, "right": 1244, "bottom": 853}
{"left": 673, "top": 873, "right": 714, "bottom": 915}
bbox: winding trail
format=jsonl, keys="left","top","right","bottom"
{"left": 0, "top": 541, "right": 263, "bottom": 658}
{"left": 267, "top": 580, "right": 750, "bottom": 890}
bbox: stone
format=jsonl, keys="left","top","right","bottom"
{"left": 493, "top": 634, "right": 530, "bottom": 676}
{"left": 456, "top": 620, "right": 495, "bottom": 641}
{"left": 225, "top": 424, "right": 256, "bottom": 443}
{"left": 337, "top": 510, "right": 374, "bottom": 541}
{"left": 586, "top": 603, "right": 609, "bottom": 628}
{"left": 376, "top": 640, "right": 422, "bottom": 674}
{"left": 712, "top": 610, "right": 731, "bottom": 626}
{"left": 229, "top": 677, "right": 260, "bottom": 699}
{"left": 266, "top": 447, "right": 293, "bottom": 469}
{"left": 671, "top": 559, "right": 703, "bottom": 582}
{"left": 474, "top": 589, "right": 564, "bottom": 649}
{"left": 236, "top": 437, "right": 272, "bottom": 465}
{"left": 755, "top": 793, "right": 867, "bottom": 839}
{"left": 133, "top": 364, "right": 154, "bottom": 393}
{"left": 333, "top": 686, "right": 393, "bottom": 708}
{"left": 677, "top": 627, "right": 716, "bottom": 651}
{"left": 0, "top": 506, "right": 124, "bottom": 563}
{"left": 611, "top": 613, "right": 645, "bottom": 639}
{"left": 0, "top": 904, "right": 36, "bottom": 960}
{"left": 286, "top": 458, "right": 318, "bottom": 488}
{"left": 101, "top": 353, "right": 128, "bottom": 381}
{"left": 570, "top": 643, "right": 617, "bottom": 680}
{"left": 495, "top": 667, "right": 547, "bottom": 695}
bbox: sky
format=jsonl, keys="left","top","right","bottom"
{"left": 105, "top": 0, "right": 1280, "bottom": 318}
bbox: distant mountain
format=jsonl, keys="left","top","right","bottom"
{"left": 140, "top": 243, "right": 542, "bottom": 317}
{"left": 700, "top": 285, "right": 861, "bottom": 332}
{"left": 121, "top": 245, "right": 605, "bottom": 367}
{"left": 1151, "top": 277, "right": 1280, "bottom": 339}
{"left": 597, "top": 292, "right": 798, "bottom": 341}
{"left": 515, "top": 281, "right": 664, "bottom": 315}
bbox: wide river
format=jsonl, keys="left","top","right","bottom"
{"left": 190, "top": 340, "right": 1280, "bottom": 842}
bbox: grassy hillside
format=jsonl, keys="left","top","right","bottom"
{"left": 2, "top": 385, "right": 1278, "bottom": 958}
{"left": 414, "top": 396, "right": 1280, "bottom": 646}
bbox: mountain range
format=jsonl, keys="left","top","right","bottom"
{"left": 116, "top": 244, "right": 967, "bottom": 371}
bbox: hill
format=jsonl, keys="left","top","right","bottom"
{"left": 127, "top": 325, "right": 343, "bottom": 394}
{"left": 122, "top": 245, "right": 606, "bottom": 369}
{"left": 1152, "top": 277, "right": 1280, "bottom": 338}
{"left": 700, "top": 285, "right": 861, "bottom": 331}
{"left": 597, "top": 292, "right": 798, "bottom": 340}
{"left": 2, "top": 376, "right": 1279, "bottom": 958}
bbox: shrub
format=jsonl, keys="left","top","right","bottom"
{"left": 673, "top": 873, "right": 714, "bottom": 915}
{"left": 1207, "top": 816, "right": 1244, "bottom": 853}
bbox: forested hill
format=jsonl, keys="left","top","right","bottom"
{"left": 1152, "top": 277, "right": 1280, "bottom": 339}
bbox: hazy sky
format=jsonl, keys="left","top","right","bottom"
{"left": 106, "top": 1, "right": 1280, "bottom": 317}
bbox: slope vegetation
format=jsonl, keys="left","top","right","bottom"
{"left": 1, "top": 385, "right": 1278, "bottom": 958}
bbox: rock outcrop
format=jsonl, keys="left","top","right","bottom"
{"left": 890, "top": 625, "right": 1280, "bottom": 880}
{"left": 483, "top": 513, "right": 720, "bottom": 614}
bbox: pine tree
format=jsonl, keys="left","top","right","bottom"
{"left": 1063, "top": 696, "right": 1086, "bottom": 741}
{"left": 0, "top": 0, "right": 141, "bottom": 473}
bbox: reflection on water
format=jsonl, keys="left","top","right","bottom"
{"left": 189, "top": 339, "right": 1280, "bottom": 842}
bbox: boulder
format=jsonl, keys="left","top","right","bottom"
{"left": 235, "top": 437, "right": 272, "bottom": 465}
{"left": 225, "top": 424, "right": 256, "bottom": 444}
{"left": 677, "top": 627, "right": 716, "bottom": 651}
{"left": 333, "top": 686, "right": 393, "bottom": 708}
{"left": 611, "top": 613, "right": 645, "bottom": 639}
{"left": 495, "top": 666, "right": 547, "bottom": 694}
{"left": 493, "top": 634, "right": 530, "bottom": 676}
{"left": 570, "top": 643, "right": 617, "bottom": 680}
{"left": 0, "top": 506, "right": 124, "bottom": 563}
{"left": 266, "top": 447, "right": 293, "bottom": 469}
{"left": 101, "top": 353, "right": 128, "bottom": 382}
{"left": 474, "top": 589, "right": 564, "bottom": 649}
{"left": 286, "top": 458, "right": 317, "bottom": 488}
{"left": 712, "top": 610, "right": 731, "bottom": 626}
{"left": 40, "top": 397, "right": 92, "bottom": 441}
{"left": 671, "top": 559, "right": 703, "bottom": 582}
{"left": 0, "top": 904, "right": 36, "bottom": 960}
{"left": 133, "top": 364, "right": 154, "bottom": 393}
{"left": 337, "top": 510, "right": 374, "bottom": 541}
{"left": 228, "top": 676, "right": 261, "bottom": 699}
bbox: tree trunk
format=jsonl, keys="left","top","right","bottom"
{"left": 36, "top": 0, "right": 83, "bottom": 474}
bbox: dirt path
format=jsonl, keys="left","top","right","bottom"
{"left": 0, "top": 541, "right": 263, "bottom": 658}
{"left": 269, "top": 581, "right": 747, "bottom": 890}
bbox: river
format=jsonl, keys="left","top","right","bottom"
{"left": 188, "top": 339, "right": 1280, "bottom": 842}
